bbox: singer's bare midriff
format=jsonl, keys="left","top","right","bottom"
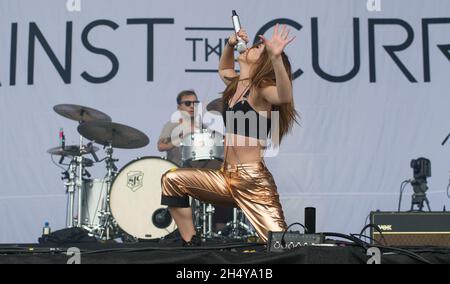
{"left": 224, "top": 133, "right": 265, "bottom": 165}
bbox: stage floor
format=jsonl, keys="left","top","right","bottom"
{"left": 0, "top": 239, "right": 449, "bottom": 264}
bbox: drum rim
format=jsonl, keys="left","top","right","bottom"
{"left": 112, "top": 156, "right": 178, "bottom": 181}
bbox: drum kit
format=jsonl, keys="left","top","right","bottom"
{"left": 48, "top": 103, "right": 257, "bottom": 242}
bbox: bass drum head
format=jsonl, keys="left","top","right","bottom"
{"left": 110, "top": 157, "right": 178, "bottom": 239}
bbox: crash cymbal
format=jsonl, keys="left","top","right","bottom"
{"left": 53, "top": 104, "right": 112, "bottom": 122}
{"left": 77, "top": 121, "right": 150, "bottom": 149}
{"left": 206, "top": 98, "right": 223, "bottom": 112}
{"left": 47, "top": 144, "right": 99, "bottom": 156}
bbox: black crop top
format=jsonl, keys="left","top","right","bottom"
{"left": 222, "top": 89, "right": 272, "bottom": 140}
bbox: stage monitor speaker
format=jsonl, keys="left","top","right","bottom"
{"left": 370, "top": 211, "right": 450, "bottom": 247}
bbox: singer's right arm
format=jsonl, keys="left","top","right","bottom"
{"left": 218, "top": 42, "right": 237, "bottom": 85}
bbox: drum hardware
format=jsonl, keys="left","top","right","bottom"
{"left": 50, "top": 103, "right": 256, "bottom": 242}
{"left": 76, "top": 121, "right": 150, "bottom": 240}
{"left": 47, "top": 144, "right": 100, "bottom": 157}
{"left": 49, "top": 143, "right": 100, "bottom": 228}
{"left": 181, "top": 128, "right": 224, "bottom": 170}
{"left": 97, "top": 143, "right": 119, "bottom": 240}
{"left": 199, "top": 203, "right": 220, "bottom": 239}
{"left": 204, "top": 203, "right": 215, "bottom": 238}
{"left": 109, "top": 157, "right": 178, "bottom": 240}
{"left": 77, "top": 121, "right": 150, "bottom": 149}
{"left": 53, "top": 104, "right": 112, "bottom": 123}
{"left": 52, "top": 104, "right": 111, "bottom": 229}
{"left": 152, "top": 208, "right": 172, "bottom": 229}
{"left": 181, "top": 128, "right": 227, "bottom": 240}
{"left": 218, "top": 208, "right": 257, "bottom": 240}
{"left": 62, "top": 160, "right": 76, "bottom": 228}
{"left": 51, "top": 105, "right": 151, "bottom": 240}
{"left": 80, "top": 143, "right": 119, "bottom": 240}
{"left": 192, "top": 200, "right": 218, "bottom": 239}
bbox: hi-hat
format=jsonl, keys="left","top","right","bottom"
{"left": 206, "top": 98, "right": 223, "bottom": 112}
{"left": 47, "top": 144, "right": 99, "bottom": 156}
{"left": 54, "top": 104, "right": 112, "bottom": 123}
{"left": 77, "top": 121, "right": 150, "bottom": 149}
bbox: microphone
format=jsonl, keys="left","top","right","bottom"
{"left": 87, "top": 142, "right": 99, "bottom": 162}
{"left": 59, "top": 128, "right": 65, "bottom": 148}
{"left": 442, "top": 132, "right": 450, "bottom": 146}
{"left": 231, "top": 10, "right": 247, "bottom": 54}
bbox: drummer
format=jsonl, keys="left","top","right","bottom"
{"left": 157, "top": 90, "right": 201, "bottom": 166}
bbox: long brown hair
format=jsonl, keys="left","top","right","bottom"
{"left": 222, "top": 47, "right": 299, "bottom": 144}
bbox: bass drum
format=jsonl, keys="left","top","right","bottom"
{"left": 110, "top": 156, "right": 179, "bottom": 239}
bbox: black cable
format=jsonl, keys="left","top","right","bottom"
{"left": 70, "top": 242, "right": 265, "bottom": 255}
{"left": 0, "top": 242, "right": 264, "bottom": 256}
{"left": 360, "top": 213, "right": 374, "bottom": 241}
{"left": 0, "top": 243, "right": 434, "bottom": 264}
{"left": 363, "top": 212, "right": 371, "bottom": 229}
{"left": 350, "top": 234, "right": 383, "bottom": 246}
{"left": 50, "top": 154, "right": 70, "bottom": 171}
{"left": 281, "top": 223, "right": 308, "bottom": 247}
{"left": 446, "top": 182, "right": 450, "bottom": 199}
{"left": 319, "top": 231, "right": 432, "bottom": 264}
{"left": 0, "top": 247, "right": 67, "bottom": 255}
{"left": 359, "top": 223, "right": 388, "bottom": 246}
{"left": 398, "top": 180, "right": 410, "bottom": 212}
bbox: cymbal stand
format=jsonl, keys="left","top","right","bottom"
{"left": 203, "top": 203, "right": 216, "bottom": 239}
{"left": 96, "top": 143, "right": 118, "bottom": 240}
{"left": 63, "top": 158, "right": 77, "bottom": 228}
{"left": 219, "top": 208, "right": 256, "bottom": 240}
{"left": 193, "top": 200, "right": 219, "bottom": 240}
{"left": 76, "top": 129, "right": 85, "bottom": 228}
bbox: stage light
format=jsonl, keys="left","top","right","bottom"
{"left": 410, "top": 157, "right": 431, "bottom": 212}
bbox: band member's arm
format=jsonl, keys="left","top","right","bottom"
{"left": 219, "top": 30, "right": 248, "bottom": 85}
{"left": 158, "top": 122, "right": 180, "bottom": 152}
{"left": 259, "top": 24, "right": 295, "bottom": 105}
{"left": 157, "top": 138, "right": 176, "bottom": 152}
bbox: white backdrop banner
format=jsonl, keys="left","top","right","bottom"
{"left": 1, "top": 0, "right": 450, "bottom": 243}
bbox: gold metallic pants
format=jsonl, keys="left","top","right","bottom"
{"left": 161, "top": 161, "right": 287, "bottom": 242}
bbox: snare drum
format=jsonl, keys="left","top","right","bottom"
{"left": 181, "top": 129, "right": 224, "bottom": 169}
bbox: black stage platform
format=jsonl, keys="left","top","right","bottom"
{"left": 1, "top": 240, "right": 449, "bottom": 264}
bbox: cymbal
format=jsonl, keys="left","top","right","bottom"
{"left": 77, "top": 121, "right": 150, "bottom": 149}
{"left": 47, "top": 144, "right": 99, "bottom": 156}
{"left": 206, "top": 98, "right": 223, "bottom": 112}
{"left": 53, "top": 104, "right": 112, "bottom": 122}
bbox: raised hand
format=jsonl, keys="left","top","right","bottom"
{"left": 258, "top": 24, "right": 295, "bottom": 59}
{"left": 228, "top": 29, "right": 249, "bottom": 47}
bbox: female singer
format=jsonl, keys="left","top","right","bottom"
{"left": 161, "top": 24, "right": 298, "bottom": 245}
